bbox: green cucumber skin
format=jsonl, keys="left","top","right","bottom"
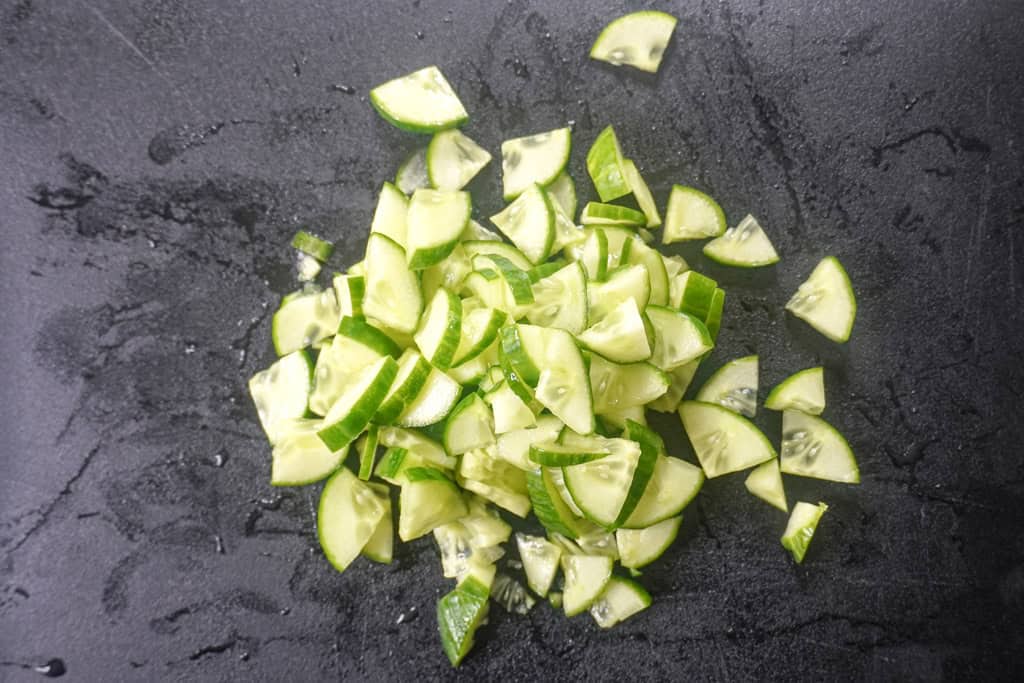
{"left": 317, "top": 357, "right": 399, "bottom": 451}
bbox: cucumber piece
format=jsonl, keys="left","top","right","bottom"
{"left": 491, "top": 573, "right": 536, "bottom": 614}
{"left": 272, "top": 288, "right": 340, "bottom": 356}
{"left": 374, "top": 446, "right": 439, "bottom": 485}
{"left": 623, "top": 455, "right": 704, "bottom": 528}
{"left": 577, "top": 298, "right": 652, "bottom": 363}
{"left": 422, "top": 243, "right": 473, "bottom": 302}
{"left": 622, "top": 236, "right": 669, "bottom": 306}
{"left": 370, "top": 182, "right": 409, "bottom": 249}
{"left": 501, "top": 127, "right": 572, "bottom": 201}
{"left": 395, "top": 147, "right": 430, "bottom": 195}
{"left": 495, "top": 415, "right": 564, "bottom": 470}
{"left": 462, "top": 495, "right": 513, "bottom": 547}
{"left": 444, "top": 393, "right": 495, "bottom": 455}
{"left": 453, "top": 306, "right": 507, "bottom": 366}
{"left": 547, "top": 465, "right": 585, "bottom": 517}
{"left": 464, "top": 270, "right": 517, "bottom": 318}
{"left": 600, "top": 225, "right": 635, "bottom": 272}
{"left": 703, "top": 214, "right": 780, "bottom": 267}
{"left": 379, "top": 426, "right": 455, "bottom": 469}
{"left": 292, "top": 230, "right": 334, "bottom": 261}
{"left": 309, "top": 317, "right": 398, "bottom": 416}
{"left": 546, "top": 171, "right": 577, "bottom": 217}
{"left": 526, "top": 261, "right": 589, "bottom": 335}
{"left": 375, "top": 350, "right": 433, "bottom": 424}
{"left": 295, "top": 251, "right": 322, "bottom": 282}
{"left": 580, "top": 202, "right": 646, "bottom": 227}
{"left": 498, "top": 325, "right": 542, "bottom": 397}
{"left": 562, "top": 554, "right": 613, "bottom": 616}
{"left": 433, "top": 508, "right": 510, "bottom": 580}
{"left": 645, "top": 306, "right": 714, "bottom": 371}
{"left": 534, "top": 340, "right": 594, "bottom": 436}
{"left": 473, "top": 254, "right": 535, "bottom": 306}
{"left": 462, "top": 240, "right": 533, "bottom": 271}
{"left": 578, "top": 227, "right": 609, "bottom": 280}
{"left": 448, "top": 351, "right": 491, "bottom": 386}
{"left": 596, "top": 405, "right": 646, "bottom": 432}
{"left": 490, "top": 184, "right": 555, "bottom": 264}
{"left": 678, "top": 401, "right": 776, "bottom": 478}
{"left": 318, "top": 356, "right": 399, "bottom": 451}
{"left": 369, "top": 65, "right": 468, "bottom": 133}
{"left": 317, "top": 467, "right": 387, "bottom": 572}
{"left": 458, "top": 449, "right": 531, "bottom": 517}
{"left": 695, "top": 355, "right": 758, "bottom": 418}
{"left": 670, "top": 270, "right": 717, "bottom": 317}
{"left": 249, "top": 350, "right": 313, "bottom": 444}
{"left": 271, "top": 419, "right": 347, "bottom": 486}
{"left": 427, "top": 129, "right": 492, "bottom": 191}
{"left": 621, "top": 159, "right": 661, "bottom": 228}
{"left": 357, "top": 425, "right": 380, "bottom": 480}
{"left": 529, "top": 260, "right": 567, "bottom": 283}
{"left": 588, "top": 353, "right": 669, "bottom": 413}
{"left": 437, "top": 574, "right": 490, "bottom": 667}
{"left": 363, "top": 233, "right": 423, "bottom": 334}
{"left": 590, "top": 10, "right": 678, "bottom": 74}
{"left": 663, "top": 254, "right": 690, "bottom": 279}
{"left": 779, "top": 410, "right": 860, "bottom": 483}
{"left": 646, "top": 360, "right": 699, "bottom": 413}
{"left": 550, "top": 202, "right": 587, "bottom": 255}
{"left": 397, "top": 366, "right": 460, "bottom": 428}
{"left": 764, "top": 367, "right": 825, "bottom": 415}
{"left": 662, "top": 185, "right": 726, "bottom": 244}
{"left": 398, "top": 467, "right": 468, "bottom": 541}
{"left": 406, "top": 189, "right": 471, "bottom": 269}
{"left": 589, "top": 576, "right": 652, "bottom": 628}
{"left": 704, "top": 287, "right": 725, "bottom": 341}
{"left": 484, "top": 380, "right": 536, "bottom": 434}
{"left": 616, "top": 515, "right": 682, "bottom": 569}
{"left": 515, "top": 533, "right": 563, "bottom": 597}
{"left": 461, "top": 218, "right": 503, "bottom": 242}
{"left": 413, "top": 288, "right": 462, "bottom": 369}
{"left": 530, "top": 440, "right": 611, "bottom": 467}
{"left": 460, "top": 477, "right": 531, "bottom": 518}
{"left": 587, "top": 263, "right": 651, "bottom": 323}
{"left": 744, "top": 459, "right": 787, "bottom": 512}
{"left": 562, "top": 437, "right": 643, "bottom": 528}
{"left": 785, "top": 256, "right": 857, "bottom": 343}
{"left": 586, "top": 126, "right": 630, "bottom": 202}
{"left": 362, "top": 483, "right": 394, "bottom": 563}
{"left": 526, "top": 468, "right": 585, "bottom": 538}
{"left": 332, "top": 273, "right": 365, "bottom": 318}
{"left": 781, "top": 501, "right": 828, "bottom": 563}
{"left": 617, "top": 420, "right": 666, "bottom": 525}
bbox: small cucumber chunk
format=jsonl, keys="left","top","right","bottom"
{"left": 562, "top": 554, "right": 613, "bottom": 616}
{"left": 744, "top": 458, "right": 788, "bottom": 512}
{"left": 370, "top": 182, "right": 409, "bottom": 248}
{"left": 589, "top": 576, "right": 652, "bottom": 628}
{"left": 406, "top": 189, "right": 471, "bottom": 270}
{"left": 781, "top": 501, "right": 828, "bottom": 563}
{"left": 515, "top": 533, "right": 563, "bottom": 597}
{"left": 248, "top": 350, "right": 313, "bottom": 444}
{"left": 662, "top": 185, "right": 726, "bottom": 243}
{"left": 703, "top": 214, "right": 779, "bottom": 267}
{"left": 779, "top": 410, "right": 860, "bottom": 483}
{"left": 490, "top": 184, "right": 556, "bottom": 264}
{"left": 764, "top": 367, "right": 826, "bottom": 415}
{"left": 501, "top": 127, "right": 572, "bottom": 201}
{"left": 318, "top": 356, "right": 399, "bottom": 451}
{"left": 617, "top": 515, "right": 682, "bottom": 569}
{"left": 437, "top": 575, "right": 490, "bottom": 666}
{"left": 427, "top": 129, "right": 492, "bottom": 191}
{"left": 398, "top": 467, "right": 468, "bottom": 541}
{"left": 271, "top": 288, "right": 340, "bottom": 356}
{"left": 678, "top": 400, "right": 776, "bottom": 478}
{"left": 370, "top": 65, "right": 468, "bottom": 133}
{"left": 695, "top": 355, "right": 758, "bottom": 418}
{"left": 317, "top": 467, "right": 387, "bottom": 573}
{"left": 785, "top": 256, "right": 856, "bottom": 343}
{"left": 586, "top": 125, "right": 631, "bottom": 202}
{"left": 590, "top": 10, "right": 678, "bottom": 74}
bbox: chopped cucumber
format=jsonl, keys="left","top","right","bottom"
{"left": 622, "top": 236, "right": 669, "bottom": 306}
{"left": 678, "top": 401, "right": 776, "bottom": 478}
{"left": 462, "top": 240, "right": 533, "bottom": 271}
{"left": 318, "top": 356, "right": 399, "bottom": 451}
{"left": 357, "top": 425, "right": 380, "bottom": 480}
{"left": 646, "top": 359, "right": 700, "bottom": 414}
{"left": 616, "top": 515, "right": 681, "bottom": 569}
{"left": 490, "top": 184, "right": 555, "bottom": 264}
{"left": 546, "top": 171, "right": 578, "bottom": 217}
{"left": 587, "top": 354, "right": 669, "bottom": 413}
{"left": 589, "top": 576, "right": 651, "bottom": 628}
{"left": 310, "top": 317, "right": 398, "bottom": 416}
{"left": 461, "top": 218, "right": 503, "bottom": 242}
{"left": 427, "top": 129, "right": 492, "bottom": 191}
{"left": 362, "top": 483, "right": 394, "bottom": 563}
{"left": 781, "top": 501, "right": 828, "bottom": 563}
{"left": 249, "top": 350, "right": 313, "bottom": 444}
{"left": 562, "top": 554, "right": 613, "bottom": 616}
{"left": 764, "top": 367, "right": 825, "bottom": 415}
{"left": 370, "top": 65, "right": 468, "bottom": 133}
{"left": 587, "top": 263, "right": 651, "bottom": 323}
{"left": 398, "top": 467, "right": 468, "bottom": 541}
{"left": 495, "top": 415, "right": 564, "bottom": 471}
{"left": 363, "top": 233, "right": 423, "bottom": 334}
{"left": 414, "top": 288, "right": 463, "bottom": 369}
{"left": 779, "top": 410, "right": 859, "bottom": 483}
{"left": 621, "top": 159, "right": 661, "bottom": 227}
{"left": 645, "top": 306, "right": 714, "bottom": 371}
{"left": 271, "top": 288, "right": 340, "bottom": 356}
{"left": 292, "top": 230, "right": 334, "bottom": 261}
{"left": 577, "top": 298, "right": 652, "bottom": 363}
{"left": 586, "top": 125, "right": 631, "bottom": 202}
{"left": 786, "top": 256, "right": 857, "bottom": 343}
{"left": 501, "top": 127, "right": 572, "bottom": 201}
{"left": 705, "top": 287, "right": 725, "bottom": 340}
{"left": 703, "top": 214, "right": 779, "bottom": 267}
{"left": 271, "top": 419, "right": 346, "bottom": 486}
{"left": 526, "top": 467, "right": 585, "bottom": 538}
{"left": 590, "top": 10, "right": 678, "bottom": 74}
{"left": 671, "top": 270, "right": 717, "bottom": 318}
{"left": 375, "top": 350, "right": 433, "bottom": 424}
{"left": 662, "top": 185, "right": 726, "bottom": 243}
{"left": 437, "top": 574, "right": 490, "bottom": 666}
{"left": 333, "top": 273, "right": 365, "bottom": 318}
{"left": 577, "top": 227, "right": 609, "bottom": 281}
{"left": 580, "top": 202, "right": 646, "bottom": 227}
{"left": 453, "top": 305, "right": 507, "bottom": 366}
{"left": 623, "top": 455, "right": 704, "bottom": 528}
{"left": 370, "top": 182, "right": 409, "bottom": 248}
{"left": 516, "top": 533, "right": 563, "bottom": 597}
{"left": 406, "top": 189, "right": 471, "bottom": 269}
{"left": 695, "top": 355, "right": 758, "bottom": 418}
{"left": 744, "top": 458, "right": 787, "bottom": 512}
{"left": 484, "top": 380, "right": 537, "bottom": 434}
{"left": 562, "top": 437, "right": 643, "bottom": 528}
{"left": 395, "top": 148, "right": 429, "bottom": 195}
{"left": 397, "top": 366, "right": 460, "bottom": 428}
{"left": 317, "top": 467, "right": 387, "bottom": 572}
{"left": 491, "top": 573, "right": 536, "bottom": 614}
{"left": 444, "top": 393, "right": 495, "bottom": 455}
{"left": 530, "top": 440, "right": 611, "bottom": 467}
{"left": 379, "top": 426, "right": 455, "bottom": 470}
{"left": 526, "top": 261, "right": 589, "bottom": 335}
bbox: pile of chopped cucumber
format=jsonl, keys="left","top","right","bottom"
{"left": 247, "top": 11, "right": 860, "bottom": 667}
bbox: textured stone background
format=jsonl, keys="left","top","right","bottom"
{"left": 1, "top": 0, "right": 1022, "bottom": 679}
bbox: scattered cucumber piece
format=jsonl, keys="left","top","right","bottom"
{"left": 622, "top": 236, "right": 669, "bottom": 306}
{"left": 379, "top": 426, "right": 454, "bottom": 470}
{"left": 704, "top": 287, "right": 725, "bottom": 341}
{"left": 671, "top": 270, "right": 717, "bottom": 318}
{"left": 695, "top": 355, "right": 758, "bottom": 418}
{"left": 406, "top": 189, "right": 471, "bottom": 269}
{"left": 398, "top": 467, "right": 468, "bottom": 541}
{"left": 490, "top": 184, "right": 556, "bottom": 264}
{"left": 249, "top": 350, "right": 313, "bottom": 444}
{"left": 362, "top": 483, "right": 394, "bottom": 563}
{"left": 317, "top": 467, "right": 387, "bottom": 573}
{"left": 588, "top": 353, "right": 669, "bottom": 413}
{"left": 781, "top": 501, "right": 828, "bottom": 563}
{"left": 437, "top": 574, "right": 490, "bottom": 666}
{"left": 562, "top": 554, "right": 613, "bottom": 616}
{"left": 645, "top": 306, "right": 714, "bottom": 371}
{"left": 310, "top": 317, "right": 398, "bottom": 416}
{"left": 530, "top": 440, "right": 610, "bottom": 467}
{"left": 586, "top": 125, "right": 631, "bottom": 202}
{"left": 526, "top": 467, "right": 586, "bottom": 538}
{"left": 484, "top": 380, "right": 537, "bottom": 434}
{"left": 318, "top": 356, "right": 399, "bottom": 451}
{"left": 397, "top": 366, "right": 460, "bottom": 428}
{"left": 590, "top": 10, "right": 678, "bottom": 74}
{"left": 577, "top": 298, "right": 652, "bottom": 363}
{"left": 563, "top": 437, "right": 643, "bottom": 528}
{"left": 516, "top": 533, "right": 563, "bottom": 597}
{"left": 271, "top": 419, "right": 346, "bottom": 486}
{"left": 501, "top": 127, "right": 572, "bottom": 201}
{"left": 363, "top": 233, "right": 423, "bottom": 334}
{"left": 546, "top": 171, "right": 578, "bottom": 217}
{"left": 495, "top": 415, "right": 564, "bottom": 471}
{"left": 444, "top": 393, "right": 495, "bottom": 455}
{"left": 358, "top": 425, "right": 380, "bottom": 480}
{"left": 427, "top": 129, "right": 492, "bottom": 190}
{"left": 462, "top": 239, "right": 533, "bottom": 271}
{"left": 580, "top": 201, "right": 646, "bottom": 226}
{"left": 621, "top": 159, "right": 661, "bottom": 227}
{"left": 375, "top": 350, "right": 433, "bottom": 424}
{"left": 333, "top": 273, "right": 365, "bottom": 318}
{"left": 662, "top": 185, "right": 726, "bottom": 243}
{"left": 588, "top": 263, "right": 651, "bottom": 323}
{"left": 577, "top": 227, "right": 610, "bottom": 280}
{"left": 744, "top": 458, "right": 787, "bottom": 512}
{"left": 623, "top": 455, "right": 704, "bottom": 528}
{"left": 764, "top": 367, "right": 826, "bottom": 415}
{"left": 370, "top": 65, "right": 468, "bottom": 133}
{"left": 703, "top": 214, "right": 779, "bottom": 267}
{"left": 786, "top": 256, "right": 857, "bottom": 343}
{"left": 414, "top": 288, "right": 463, "bottom": 369}
{"left": 617, "top": 516, "right": 682, "bottom": 569}
{"left": 453, "top": 305, "right": 507, "bottom": 366}
{"left": 271, "top": 288, "right": 340, "bottom": 356}
{"left": 370, "top": 182, "right": 409, "bottom": 248}
{"left": 646, "top": 359, "right": 700, "bottom": 414}
{"left": 779, "top": 410, "right": 860, "bottom": 483}
{"left": 678, "top": 400, "right": 776, "bottom": 478}
{"left": 292, "top": 230, "right": 334, "bottom": 261}
{"left": 395, "top": 148, "right": 430, "bottom": 195}
{"left": 589, "top": 576, "right": 652, "bottom": 628}
{"left": 491, "top": 573, "right": 536, "bottom": 614}
{"left": 526, "top": 261, "right": 589, "bottom": 335}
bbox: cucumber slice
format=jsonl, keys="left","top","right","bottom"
{"left": 460, "top": 477, "right": 531, "bottom": 518}
{"left": 785, "top": 256, "right": 857, "bottom": 343}
{"left": 590, "top": 10, "right": 678, "bottom": 74}
{"left": 646, "top": 359, "right": 699, "bottom": 413}
{"left": 490, "top": 184, "right": 555, "bottom": 264}
{"left": 764, "top": 367, "right": 826, "bottom": 415}
{"left": 375, "top": 447, "right": 418, "bottom": 484}
{"left": 357, "top": 425, "right": 380, "bottom": 480}
{"left": 534, "top": 339, "right": 594, "bottom": 436}
{"left": 600, "top": 225, "right": 635, "bottom": 272}
{"left": 434, "top": 518, "right": 507, "bottom": 580}
{"left": 422, "top": 243, "right": 473, "bottom": 302}
{"left": 529, "top": 261, "right": 566, "bottom": 283}
{"left": 526, "top": 468, "right": 585, "bottom": 538}
{"left": 695, "top": 355, "right": 758, "bottom": 418}
{"left": 484, "top": 380, "right": 536, "bottom": 434}
{"left": 621, "top": 159, "right": 661, "bottom": 228}
{"left": 703, "top": 214, "right": 780, "bottom": 267}
{"left": 369, "top": 66, "right": 468, "bottom": 133}
{"left": 427, "top": 129, "right": 492, "bottom": 191}
{"left": 398, "top": 467, "right": 468, "bottom": 541}
{"left": 272, "top": 288, "right": 340, "bottom": 356}
{"left": 458, "top": 449, "right": 531, "bottom": 517}
{"left": 318, "top": 356, "right": 399, "bottom": 451}
{"left": 596, "top": 405, "right": 646, "bottom": 432}
{"left": 309, "top": 317, "right": 398, "bottom": 416}
{"left": 704, "top": 287, "right": 725, "bottom": 341}
{"left": 586, "top": 126, "right": 631, "bottom": 202}
{"left": 501, "top": 127, "right": 572, "bottom": 201}
{"left": 562, "top": 554, "right": 613, "bottom": 616}
{"left": 395, "top": 147, "right": 429, "bottom": 195}
{"left": 588, "top": 353, "right": 669, "bottom": 413}
{"left": 744, "top": 459, "right": 787, "bottom": 512}
{"left": 562, "top": 437, "right": 643, "bottom": 528}
{"left": 617, "top": 421, "right": 666, "bottom": 525}
{"left": 779, "top": 410, "right": 860, "bottom": 483}
{"left": 362, "top": 483, "right": 394, "bottom": 563}
{"left": 580, "top": 202, "right": 646, "bottom": 227}
{"left": 547, "top": 465, "right": 585, "bottom": 517}
{"left": 670, "top": 270, "right": 717, "bottom": 317}
{"left": 589, "top": 576, "right": 652, "bottom": 628}
{"left": 406, "top": 189, "right": 472, "bottom": 269}
{"left": 448, "top": 351, "right": 491, "bottom": 386}
{"left": 491, "top": 573, "right": 536, "bottom": 614}
{"left": 249, "top": 350, "right": 313, "bottom": 444}
{"left": 462, "top": 496, "right": 513, "bottom": 547}
{"left": 530, "top": 440, "right": 611, "bottom": 467}
{"left": 663, "top": 254, "right": 690, "bottom": 279}
{"left": 578, "top": 228, "right": 609, "bottom": 280}
{"left": 498, "top": 325, "right": 542, "bottom": 392}
{"left": 473, "top": 254, "right": 535, "bottom": 306}
{"left": 526, "top": 261, "right": 589, "bottom": 335}
{"left": 495, "top": 415, "right": 564, "bottom": 470}
{"left": 678, "top": 401, "right": 776, "bottom": 478}
{"left": 444, "top": 393, "right": 495, "bottom": 455}
{"left": 622, "top": 237, "right": 669, "bottom": 306}
{"left": 398, "top": 366, "right": 460, "bottom": 428}
{"left": 464, "top": 270, "right": 516, "bottom": 317}
{"left": 370, "top": 182, "right": 409, "bottom": 249}
{"left": 662, "top": 185, "right": 726, "bottom": 244}
{"left": 645, "top": 306, "right": 714, "bottom": 371}
{"left": 515, "top": 533, "right": 563, "bottom": 597}
{"left": 295, "top": 251, "right": 322, "bottom": 281}
{"left": 461, "top": 218, "right": 503, "bottom": 242}
{"left": 623, "top": 455, "right": 704, "bottom": 528}
{"left": 379, "top": 426, "right": 455, "bottom": 469}
{"left": 317, "top": 467, "right": 387, "bottom": 572}
{"left": 375, "top": 350, "right": 433, "bottom": 424}
{"left": 332, "top": 273, "right": 365, "bottom": 318}
{"left": 292, "top": 230, "right": 334, "bottom": 261}
{"left": 414, "top": 288, "right": 463, "bottom": 369}
{"left": 363, "top": 233, "right": 423, "bottom": 334}
{"left": 271, "top": 419, "right": 346, "bottom": 486}
{"left": 437, "top": 574, "right": 489, "bottom": 667}
{"left": 781, "top": 501, "right": 828, "bottom": 563}
{"left": 577, "top": 298, "right": 652, "bottom": 363}
{"left": 462, "top": 240, "right": 533, "bottom": 271}
{"left": 587, "top": 263, "right": 650, "bottom": 323}
{"left": 616, "top": 515, "right": 681, "bottom": 569}
{"left": 453, "top": 306, "right": 507, "bottom": 366}
{"left": 546, "top": 171, "right": 577, "bottom": 217}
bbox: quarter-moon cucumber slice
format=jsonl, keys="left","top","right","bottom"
{"left": 375, "top": 350, "right": 433, "bottom": 424}
{"left": 662, "top": 185, "right": 726, "bottom": 244}
{"left": 437, "top": 574, "right": 490, "bottom": 666}
{"left": 645, "top": 306, "right": 714, "bottom": 371}
{"left": 397, "top": 367, "right": 460, "bottom": 428}
{"left": 562, "top": 554, "right": 613, "bottom": 616}
{"left": 362, "top": 483, "right": 394, "bottom": 563}
{"left": 370, "top": 182, "right": 409, "bottom": 248}
{"left": 515, "top": 533, "right": 563, "bottom": 597}
{"left": 678, "top": 400, "right": 776, "bottom": 478}
{"left": 563, "top": 437, "right": 644, "bottom": 528}
{"left": 589, "top": 576, "right": 651, "bottom": 628}
{"left": 501, "top": 127, "right": 572, "bottom": 201}
{"left": 646, "top": 360, "right": 700, "bottom": 414}
{"left": 577, "top": 298, "right": 651, "bottom": 363}
{"left": 744, "top": 459, "right": 787, "bottom": 512}
{"left": 395, "top": 147, "right": 429, "bottom": 195}
{"left": 781, "top": 501, "right": 828, "bottom": 563}
{"left": 785, "top": 256, "right": 857, "bottom": 343}
{"left": 443, "top": 393, "right": 495, "bottom": 455}
{"left": 779, "top": 410, "right": 859, "bottom": 483}
{"left": 495, "top": 415, "right": 564, "bottom": 471}
{"left": 586, "top": 126, "right": 631, "bottom": 202}
{"left": 271, "top": 418, "right": 346, "bottom": 486}
{"left": 248, "top": 350, "right": 313, "bottom": 444}
{"left": 427, "top": 129, "right": 492, "bottom": 190}
{"left": 622, "top": 159, "right": 661, "bottom": 228}
{"left": 406, "top": 189, "right": 471, "bottom": 270}
{"left": 546, "top": 171, "right": 577, "bottom": 217}
{"left": 703, "top": 214, "right": 780, "bottom": 267}
{"left": 622, "top": 236, "right": 669, "bottom": 306}
{"left": 616, "top": 515, "right": 681, "bottom": 569}
{"left": 764, "top": 367, "right": 826, "bottom": 415}
{"left": 317, "top": 467, "right": 387, "bottom": 572}
{"left": 590, "top": 11, "right": 678, "bottom": 74}
{"left": 490, "top": 184, "right": 555, "bottom": 264}
{"left": 526, "top": 261, "right": 589, "bottom": 336}
{"left": 363, "top": 233, "right": 423, "bottom": 334}
{"left": 587, "top": 263, "right": 650, "bottom": 323}
{"left": 369, "top": 65, "right": 468, "bottom": 133}
{"left": 414, "top": 288, "right": 463, "bottom": 369}
{"left": 398, "top": 467, "right": 468, "bottom": 541}
{"left": 271, "top": 288, "right": 340, "bottom": 356}
{"left": 695, "top": 355, "right": 758, "bottom": 418}
{"left": 310, "top": 318, "right": 399, "bottom": 416}
{"left": 580, "top": 202, "right": 646, "bottom": 227}
{"left": 623, "top": 454, "right": 704, "bottom": 528}
{"left": 318, "top": 356, "right": 399, "bottom": 451}
{"left": 587, "top": 353, "right": 669, "bottom": 413}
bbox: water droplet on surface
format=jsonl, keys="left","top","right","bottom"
{"left": 184, "top": 342, "right": 197, "bottom": 355}
{"left": 239, "top": 652, "right": 250, "bottom": 662}
{"left": 214, "top": 535, "right": 225, "bottom": 554}
{"left": 415, "top": 30, "right": 425, "bottom": 40}
{"left": 211, "top": 451, "right": 228, "bottom": 468}
{"left": 330, "top": 84, "right": 355, "bottom": 95}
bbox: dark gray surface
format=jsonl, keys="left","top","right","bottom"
{"left": 2, "top": 0, "right": 1023, "bottom": 679}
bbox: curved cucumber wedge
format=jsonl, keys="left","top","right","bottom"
{"left": 414, "top": 288, "right": 463, "bottom": 369}
{"left": 427, "top": 129, "right": 492, "bottom": 191}
{"left": 370, "top": 182, "right": 409, "bottom": 248}
{"left": 310, "top": 317, "right": 398, "bottom": 416}
{"left": 249, "top": 350, "right": 313, "bottom": 444}
{"left": 461, "top": 218, "right": 503, "bottom": 242}
{"left": 695, "top": 355, "right": 758, "bottom": 418}
{"left": 586, "top": 126, "right": 631, "bottom": 202}
{"left": 490, "top": 184, "right": 555, "bottom": 264}
{"left": 662, "top": 185, "right": 726, "bottom": 244}
{"left": 590, "top": 10, "right": 677, "bottom": 74}
{"left": 272, "top": 288, "right": 340, "bottom": 356}
{"left": 526, "top": 467, "right": 585, "bottom": 538}
{"left": 589, "top": 576, "right": 651, "bottom": 628}
{"left": 370, "top": 66, "right": 468, "bottom": 133}
{"left": 379, "top": 426, "right": 454, "bottom": 470}
{"left": 563, "top": 437, "right": 643, "bottom": 528}
{"left": 317, "top": 467, "right": 387, "bottom": 573}
{"left": 588, "top": 354, "right": 669, "bottom": 413}
{"left": 580, "top": 202, "right": 646, "bottom": 227}
{"left": 357, "top": 425, "right": 380, "bottom": 480}
{"left": 670, "top": 270, "right": 717, "bottom": 318}
{"left": 292, "top": 230, "right": 333, "bottom": 261}
{"left": 546, "top": 171, "right": 577, "bottom": 218}
{"left": 526, "top": 261, "right": 588, "bottom": 336}
{"left": 588, "top": 263, "right": 650, "bottom": 323}
{"left": 786, "top": 256, "right": 857, "bottom": 343}
{"left": 616, "top": 515, "right": 681, "bottom": 569}
{"left": 332, "top": 273, "right": 365, "bottom": 318}
{"left": 375, "top": 350, "right": 432, "bottom": 424}
{"left": 362, "top": 483, "right": 394, "bottom": 563}
{"left": 516, "top": 533, "right": 563, "bottom": 597}
{"left": 462, "top": 240, "right": 533, "bottom": 271}
{"left": 779, "top": 410, "right": 859, "bottom": 483}
{"left": 444, "top": 393, "right": 495, "bottom": 455}
{"left": 398, "top": 467, "right": 468, "bottom": 541}
{"left": 678, "top": 401, "right": 776, "bottom": 478}
{"left": 533, "top": 329, "right": 594, "bottom": 435}
{"left": 703, "top": 214, "right": 780, "bottom": 267}
{"left": 622, "top": 236, "right": 669, "bottom": 306}
{"left": 705, "top": 287, "right": 725, "bottom": 341}
{"left": 623, "top": 454, "right": 704, "bottom": 528}
{"left": 781, "top": 501, "right": 828, "bottom": 563}
{"left": 395, "top": 147, "right": 429, "bottom": 195}
{"left": 646, "top": 359, "right": 700, "bottom": 414}
{"left": 271, "top": 418, "right": 346, "bottom": 486}
{"left": 744, "top": 458, "right": 787, "bottom": 512}
{"left": 765, "top": 367, "right": 826, "bottom": 415}
{"left": 645, "top": 306, "right": 714, "bottom": 371}
{"left": 318, "top": 356, "right": 399, "bottom": 451}
{"left": 501, "top": 127, "right": 572, "bottom": 201}
{"left": 363, "top": 233, "right": 423, "bottom": 334}
{"left": 458, "top": 449, "right": 531, "bottom": 517}
{"left": 530, "top": 440, "right": 610, "bottom": 467}
{"left": 397, "top": 367, "right": 460, "bottom": 428}
{"left": 495, "top": 415, "right": 564, "bottom": 471}
{"left": 453, "top": 305, "right": 507, "bottom": 366}
{"left": 437, "top": 574, "right": 490, "bottom": 666}
{"left": 578, "top": 298, "right": 652, "bottom": 363}
{"left": 562, "top": 554, "right": 613, "bottom": 617}
{"left": 622, "top": 159, "right": 661, "bottom": 228}
{"left": 484, "top": 380, "right": 536, "bottom": 434}
{"left": 406, "top": 189, "right": 471, "bottom": 270}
